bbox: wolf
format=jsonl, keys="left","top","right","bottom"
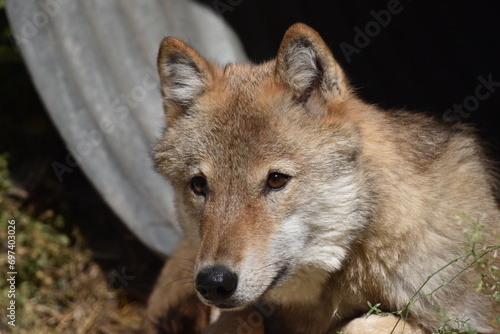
{"left": 143, "top": 23, "right": 500, "bottom": 333}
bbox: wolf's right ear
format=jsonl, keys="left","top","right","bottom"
{"left": 157, "top": 37, "right": 212, "bottom": 123}
{"left": 275, "top": 23, "right": 348, "bottom": 104}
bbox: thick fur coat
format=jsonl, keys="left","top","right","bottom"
{"left": 144, "top": 23, "right": 500, "bottom": 333}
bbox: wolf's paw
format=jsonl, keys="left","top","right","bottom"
{"left": 339, "top": 314, "right": 426, "bottom": 334}
{"left": 142, "top": 238, "right": 211, "bottom": 334}
{"left": 204, "top": 308, "right": 264, "bottom": 334}
{"left": 143, "top": 292, "right": 212, "bottom": 334}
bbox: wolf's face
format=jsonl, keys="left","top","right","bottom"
{"left": 154, "top": 24, "right": 370, "bottom": 309}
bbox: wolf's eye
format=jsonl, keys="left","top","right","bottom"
{"left": 191, "top": 176, "right": 207, "bottom": 196}
{"left": 266, "top": 173, "right": 290, "bottom": 191}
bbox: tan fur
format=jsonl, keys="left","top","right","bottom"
{"left": 339, "top": 314, "right": 427, "bottom": 334}
{"left": 145, "top": 23, "right": 500, "bottom": 333}
{"left": 142, "top": 239, "right": 212, "bottom": 333}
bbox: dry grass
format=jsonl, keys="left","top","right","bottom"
{"left": 0, "top": 155, "right": 148, "bottom": 334}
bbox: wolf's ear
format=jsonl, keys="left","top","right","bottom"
{"left": 157, "top": 37, "right": 212, "bottom": 122}
{"left": 276, "top": 23, "right": 348, "bottom": 103}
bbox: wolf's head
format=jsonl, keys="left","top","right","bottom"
{"left": 154, "top": 23, "right": 370, "bottom": 309}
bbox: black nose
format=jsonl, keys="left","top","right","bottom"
{"left": 195, "top": 265, "right": 238, "bottom": 302}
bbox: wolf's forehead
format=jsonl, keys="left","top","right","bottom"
{"left": 221, "top": 62, "right": 274, "bottom": 92}
{"left": 206, "top": 106, "right": 278, "bottom": 151}
{"left": 178, "top": 62, "right": 307, "bottom": 167}
{"left": 204, "top": 68, "right": 279, "bottom": 131}
{"left": 194, "top": 105, "right": 296, "bottom": 169}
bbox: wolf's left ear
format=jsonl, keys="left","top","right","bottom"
{"left": 157, "top": 37, "right": 212, "bottom": 123}
{"left": 276, "top": 23, "right": 348, "bottom": 103}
